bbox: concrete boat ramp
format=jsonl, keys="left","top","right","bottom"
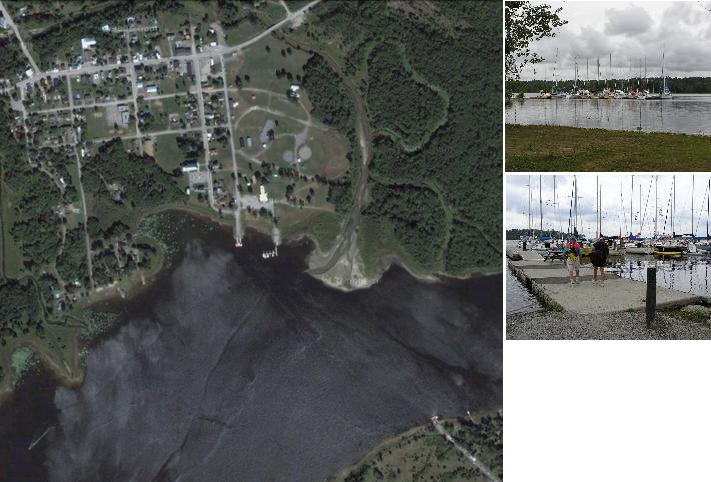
{"left": 507, "top": 249, "right": 702, "bottom": 315}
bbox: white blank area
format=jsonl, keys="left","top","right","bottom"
{"left": 505, "top": 341, "right": 711, "bottom": 481}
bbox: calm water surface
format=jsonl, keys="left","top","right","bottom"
{"left": 506, "top": 239, "right": 711, "bottom": 301}
{"left": 611, "top": 254, "right": 711, "bottom": 297}
{"left": 505, "top": 94, "right": 711, "bottom": 135}
{"left": 0, "top": 213, "right": 502, "bottom": 482}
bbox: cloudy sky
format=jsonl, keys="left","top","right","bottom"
{"left": 519, "top": 1, "right": 711, "bottom": 81}
{"left": 506, "top": 175, "right": 711, "bottom": 238}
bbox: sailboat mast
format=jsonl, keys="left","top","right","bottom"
{"left": 528, "top": 175, "right": 531, "bottom": 234}
{"left": 630, "top": 175, "right": 634, "bottom": 237}
{"left": 662, "top": 51, "right": 666, "bottom": 91}
{"left": 708, "top": 178, "right": 710, "bottom": 239}
{"left": 574, "top": 56, "right": 578, "bottom": 90}
{"left": 692, "top": 175, "right": 695, "bottom": 238}
{"left": 609, "top": 52, "right": 612, "bottom": 88}
{"left": 574, "top": 176, "right": 578, "bottom": 235}
{"left": 554, "top": 48, "right": 559, "bottom": 90}
{"left": 672, "top": 175, "right": 676, "bottom": 236}
{"left": 639, "top": 183, "right": 642, "bottom": 235}
{"left": 655, "top": 176, "right": 658, "bottom": 237}
{"left": 539, "top": 175, "right": 543, "bottom": 232}
{"left": 553, "top": 175, "right": 557, "bottom": 234}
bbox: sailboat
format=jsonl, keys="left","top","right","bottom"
{"left": 698, "top": 178, "right": 711, "bottom": 253}
{"left": 625, "top": 176, "right": 654, "bottom": 254}
{"left": 659, "top": 51, "right": 673, "bottom": 99}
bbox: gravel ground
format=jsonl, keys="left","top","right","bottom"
{"left": 507, "top": 309, "right": 711, "bottom": 340}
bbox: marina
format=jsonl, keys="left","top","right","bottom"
{"left": 506, "top": 174, "right": 711, "bottom": 316}
{"left": 505, "top": 94, "right": 711, "bottom": 135}
{"left": 507, "top": 249, "right": 703, "bottom": 315}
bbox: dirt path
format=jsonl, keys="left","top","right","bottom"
{"left": 302, "top": 49, "right": 373, "bottom": 278}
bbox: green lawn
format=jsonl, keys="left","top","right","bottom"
{"left": 153, "top": 134, "right": 185, "bottom": 172}
{"left": 228, "top": 35, "right": 310, "bottom": 93}
{"left": 505, "top": 124, "right": 711, "bottom": 171}
{"left": 275, "top": 205, "right": 342, "bottom": 252}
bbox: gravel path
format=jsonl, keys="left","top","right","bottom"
{"left": 507, "top": 310, "right": 711, "bottom": 340}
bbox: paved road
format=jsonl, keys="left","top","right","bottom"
{"left": 125, "top": 31, "right": 144, "bottom": 155}
{"left": 29, "top": 92, "right": 188, "bottom": 115}
{"left": 432, "top": 419, "right": 501, "bottom": 482}
{"left": 66, "top": 75, "right": 95, "bottom": 290}
{"left": 219, "top": 56, "right": 244, "bottom": 244}
{"left": 14, "top": 0, "right": 321, "bottom": 92}
{"left": 0, "top": 0, "right": 40, "bottom": 74}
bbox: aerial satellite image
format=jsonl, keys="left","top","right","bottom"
{"left": 0, "top": 1, "right": 502, "bottom": 480}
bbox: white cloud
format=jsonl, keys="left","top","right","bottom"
{"left": 519, "top": 1, "right": 711, "bottom": 80}
{"left": 506, "top": 175, "right": 711, "bottom": 239}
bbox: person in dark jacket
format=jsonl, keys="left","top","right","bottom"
{"left": 591, "top": 237, "right": 610, "bottom": 286}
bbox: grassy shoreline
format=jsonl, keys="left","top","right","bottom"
{"left": 505, "top": 124, "right": 711, "bottom": 171}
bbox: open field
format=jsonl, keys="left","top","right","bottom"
{"left": 505, "top": 124, "right": 711, "bottom": 171}
{"left": 84, "top": 105, "right": 135, "bottom": 140}
{"left": 227, "top": 35, "right": 309, "bottom": 93}
{"left": 152, "top": 134, "right": 186, "bottom": 172}
{"left": 276, "top": 205, "right": 341, "bottom": 252}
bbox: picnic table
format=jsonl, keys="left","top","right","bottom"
{"left": 543, "top": 250, "right": 565, "bottom": 261}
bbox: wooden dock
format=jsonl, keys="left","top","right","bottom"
{"left": 507, "top": 248, "right": 702, "bottom": 315}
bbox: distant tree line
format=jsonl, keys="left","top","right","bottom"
{"left": 510, "top": 77, "right": 711, "bottom": 94}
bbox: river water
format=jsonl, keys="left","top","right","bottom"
{"left": 506, "top": 238, "right": 711, "bottom": 305}
{"left": 610, "top": 254, "right": 711, "bottom": 298}
{"left": 505, "top": 94, "right": 711, "bottom": 135}
{"left": 0, "top": 212, "right": 502, "bottom": 482}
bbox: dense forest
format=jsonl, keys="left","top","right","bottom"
{"left": 0, "top": 34, "right": 28, "bottom": 80}
{"left": 365, "top": 43, "right": 446, "bottom": 148}
{"left": 303, "top": 1, "right": 502, "bottom": 275}
{"left": 301, "top": 54, "right": 356, "bottom": 215}
{"left": 82, "top": 138, "right": 183, "bottom": 210}
{"left": 364, "top": 184, "right": 447, "bottom": 268}
{"left": 510, "top": 77, "right": 711, "bottom": 94}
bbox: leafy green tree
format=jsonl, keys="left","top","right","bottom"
{"left": 505, "top": 2, "right": 566, "bottom": 84}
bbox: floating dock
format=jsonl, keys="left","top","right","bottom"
{"left": 507, "top": 248, "right": 702, "bottom": 314}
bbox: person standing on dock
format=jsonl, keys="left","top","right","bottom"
{"left": 564, "top": 237, "right": 581, "bottom": 285}
{"left": 591, "top": 238, "right": 609, "bottom": 287}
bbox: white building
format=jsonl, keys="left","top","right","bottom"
{"left": 81, "top": 38, "right": 97, "bottom": 50}
{"left": 181, "top": 161, "right": 199, "bottom": 173}
{"left": 259, "top": 185, "right": 268, "bottom": 203}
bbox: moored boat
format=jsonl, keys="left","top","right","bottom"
{"left": 653, "top": 244, "right": 683, "bottom": 257}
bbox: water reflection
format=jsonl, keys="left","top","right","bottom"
{"left": 506, "top": 268, "right": 543, "bottom": 315}
{"left": 610, "top": 255, "right": 711, "bottom": 297}
{"left": 505, "top": 94, "right": 711, "bottom": 135}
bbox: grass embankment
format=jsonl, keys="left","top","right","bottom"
{"left": 331, "top": 411, "right": 503, "bottom": 482}
{"left": 505, "top": 125, "right": 711, "bottom": 171}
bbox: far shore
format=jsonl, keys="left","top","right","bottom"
{"left": 505, "top": 124, "right": 711, "bottom": 171}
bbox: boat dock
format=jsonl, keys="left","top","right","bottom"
{"left": 507, "top": 248, "right": 702, "bottom": 314}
